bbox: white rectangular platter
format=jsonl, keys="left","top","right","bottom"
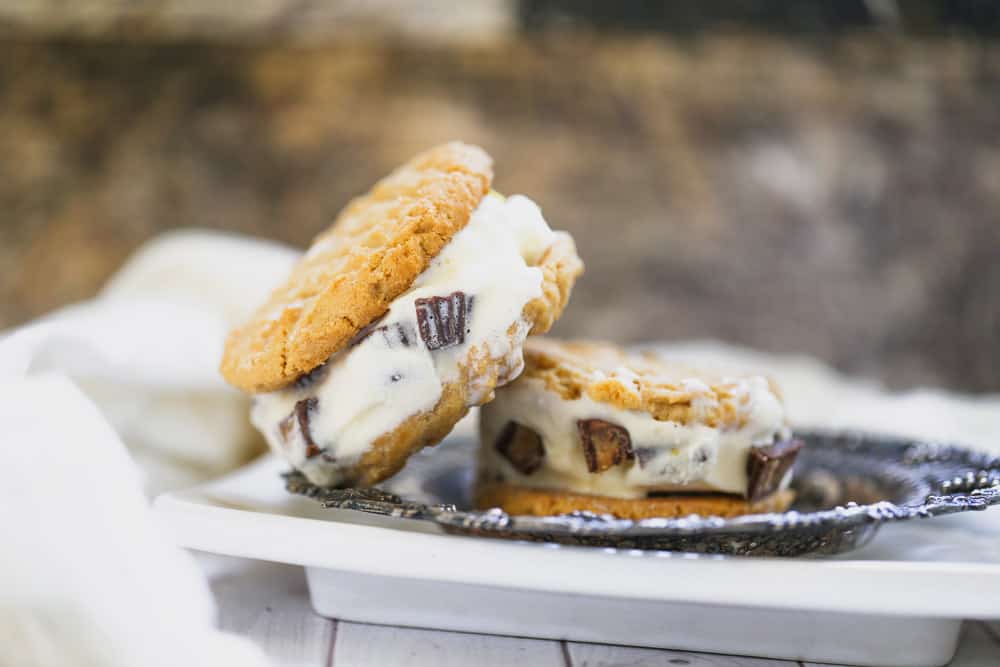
{"left": 155, "top": 454, "right": 1000, "bottom": 667}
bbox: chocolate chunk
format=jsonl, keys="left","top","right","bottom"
{"left": 349, "top": 314, "right": 417, "bottom": 350}
{"left": 379, "top": 322, "right": 417, "bottom": 348}
{"left": 634, "top": 447, "right": 659, "bottom": 468}
{"left": 746, "top": 438, "right": 804, "bottom": 501}
{"left": 657, "top": 462, "right": 681, "bottom": 478}
{"left": 415, "top": 292, "right": 472, "bottom": 351}
{"left": 278, "top": 414, "right": 295, "bottom": 443}
{"left": 348, "top": 315, "right": 388, "bottom": 347}
{"left": 294, "top": 363, "right": 329, "bottom": 390}
{"left": 577, "top": 419, "right": 634, "bottom": 473}
{"left": 495, "top": 421, "right": 545, "bottom": 475}
{"left": 279, "top": 398, "right": 323, "bottom": 459}
{"left": 296, "top": 398, "right": 322, "bottom": 458}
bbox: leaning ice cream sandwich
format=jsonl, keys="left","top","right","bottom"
{"left": 221, "top": 142, "right": 583, "bottom": 487}
{"left": 477, "top": 339, "right": 802, "bottom": 519}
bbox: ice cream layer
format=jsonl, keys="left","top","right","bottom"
{"left": 251, "top": 193, "right": 559, "bottom": 486}
{"left": 480, "top": 372, "right": 792, "bottom": 499}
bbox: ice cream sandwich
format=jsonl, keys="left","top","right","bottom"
{"left": 477, "top": 339, "right": 801, "bottom": 519}
{"left": 221, "top": 143, "right": 583, "bottom": 487}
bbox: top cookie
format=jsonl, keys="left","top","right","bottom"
{"left": 520, "top": 339, "right": 783, "bottom": 430}
{"left": 221, "top": 142, "right": 493, "bottom": 393}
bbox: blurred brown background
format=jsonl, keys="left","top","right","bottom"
{"left": 2, "top": 1, "right": 999, "bottom": 392}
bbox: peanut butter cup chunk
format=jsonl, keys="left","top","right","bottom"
{"left": 747, "top": 438, "right": 803, "bottom": 501}
{"left": 495, "top": 421, "right": 545, "bottom": 475}
{"left": 577, "top": 419, "right": 633, "bottom": 473}
{"left": 416, "top": 291, "right": 472, "bottom": 351}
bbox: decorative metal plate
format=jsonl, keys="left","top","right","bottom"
{"left": 285, "top": 430, "right": 1000, "bottom": 557}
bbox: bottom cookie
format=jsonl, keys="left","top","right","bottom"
{"left": 475, "top": 482, "right": 795, "bottom": 520}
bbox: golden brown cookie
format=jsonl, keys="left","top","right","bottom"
{"left": 520, "top": 339, "right": 784, "bottom": 428}
{"left": 222, "top": 142, "right": 493, "bottom": 393}
{"left": 475, "top": 482, "right": 795, "bottom": 520}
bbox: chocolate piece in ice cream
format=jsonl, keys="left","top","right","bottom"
{"left": 347, "top": 316, "right": 386, "bottom": 348}
{"left": 294, "top": 363, "right": 329, "bottom": 391}
{"left": 746, "top": 438, "right": 803, "bottom": 501}
{"left": 577, "top": 419, "right": 634, "bottom": 473}
{"left": 349, "top": 318, "right": 417, "bottom": 349}
{"left": 495, "top": 421, "right": 545, "bottom": 475}
{"left": 279, "top": 397, "right": 322, "bottom": 459}
{"left": 415, "top": 292, "right": 472, "bottom": 351}
{"left": 633, "top": 447, "right": 658, "bottom": 469}
{"left": 379, "top": 322, "right": 417, "bottom": 348}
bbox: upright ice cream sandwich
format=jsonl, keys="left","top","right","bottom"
{"left": 221, "top": 143, "right": 583, "bottom": 487}
{"left": 477, "top": 339, "right": 802, "bottom": 519}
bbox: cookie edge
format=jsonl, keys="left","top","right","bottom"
{"left": 474, "top": 481, "right": 795, "bottom": 520}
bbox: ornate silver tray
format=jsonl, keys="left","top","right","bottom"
{"left": 285, "top": 430, "right": 1000, "bottom": 557}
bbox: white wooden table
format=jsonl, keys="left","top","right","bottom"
{"left": 206, "top": 556, "right": 1000, "bottom": 667}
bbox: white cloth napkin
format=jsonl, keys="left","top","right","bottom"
{"left": 0, "top": 229, "right": 298, "bottom": 667}
{"left": 0, "top": 374, "right": 268, "bottom": 667}
{"left": 0, "top": 229, "right": 300, "bottom": 494}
